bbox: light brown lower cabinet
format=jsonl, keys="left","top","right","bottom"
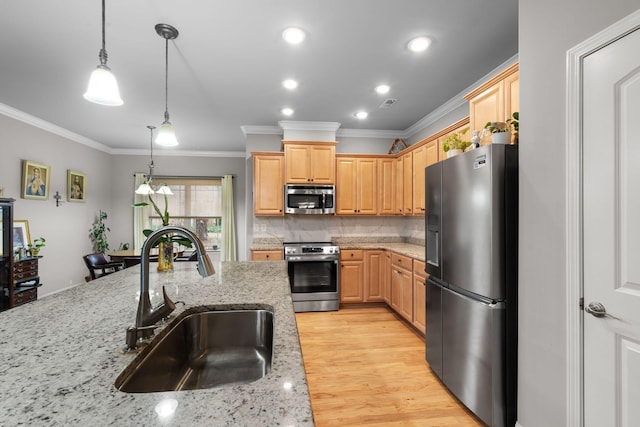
{"left": 364, "top": 251, "right": 385, "bottom": 302}
{"left": 412, "top": 260, "right": 427, "bottom": 335}
{"left": 250, "top": 250, "right": 284, "bottom": 261}
{"left": 340, "top": 250, "right": 364, "bottom": 303}
{"left": 391, "top": 253, "right": 413, "bottom": 322}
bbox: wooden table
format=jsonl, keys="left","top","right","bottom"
{"left": 107, "top": 250, "right": 141, "bottom": 262}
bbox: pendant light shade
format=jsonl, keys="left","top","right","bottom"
{"left": 156, "top": 185, "right": 173, "bottom": 195}
{"left": 84, "top": 0, "right": 123, "bottom": 106}
{"left": 135, "top": 126, "right": 157, "bottom": 194}
{"left": 155, "top": 24, "right": 179, "bottom": 146}
{"left": 135, "top": 182, "right": 154, "bottom": 195}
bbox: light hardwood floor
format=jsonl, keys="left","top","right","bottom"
{"left": 295, "top": 306, "right": 485, "bottom": 427}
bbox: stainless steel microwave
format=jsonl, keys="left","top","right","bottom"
{"left": 284, "top": 184, "right": 335, "bottom": 214}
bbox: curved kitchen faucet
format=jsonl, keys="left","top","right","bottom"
{"left": 126, "top": 225, "right": 215, "bottom": 350}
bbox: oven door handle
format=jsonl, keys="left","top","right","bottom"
{"left": 286, "top": 255, "right": 340, "bottom": 262}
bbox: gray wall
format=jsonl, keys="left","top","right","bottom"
{"left": 0, "top": 114, "right": 113, "bottom": 294}
{"left": 518, "top": 1, "right": 639, "bottom": 426}
{"left": 0, "top": 114, "right": 247, "bottom": 295}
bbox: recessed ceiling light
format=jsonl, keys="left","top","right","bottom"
{"left": 375, "top": 84, "right": 390, "bottom": 95}
{"left": 354, "top": 111, "right": 368, "bottom": 120}
{"left": 282, "top": 27, "right": 306, "bottom": 44}
{"left": 407, "top": 36, "right": 431, "bottom": 52}
{"left": 282, "top": 79, "right": 298, "bottom": 90}
{"left": 281, "top": 107, "right": 294, "bottom": 116}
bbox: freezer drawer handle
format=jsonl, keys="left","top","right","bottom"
{"left": 585, "top": 302, "right": 619, "bottom": 320}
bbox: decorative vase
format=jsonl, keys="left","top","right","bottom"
{"left": 470, "top": 130, "right": 481, "bottom": 149}
{"left": 157, "top": 241, "right": 174, "bottom": 272}
{"left": 491, "top": 131, "right": 512, "bottom": 145}
{"left": 447, "top": 149, "right": 463, "bottom": 158}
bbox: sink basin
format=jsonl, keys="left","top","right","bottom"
{"left": 115, "top": 309, "right": 274, "bottom": 393}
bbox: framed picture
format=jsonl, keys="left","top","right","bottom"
{"left": 21, "top": 160, "right": 51, "bottom": 200}
{"left": 13, "top": 220, "right": 30, "bottom": 250}
{"left": 67, "top": 170, "right": 86, "bottom": 202}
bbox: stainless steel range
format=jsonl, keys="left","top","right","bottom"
{"left": 284, "top": 242, "right": 340, "bottom": 312}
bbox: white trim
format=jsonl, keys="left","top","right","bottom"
{"left": 278, "top": 120, "right": 341, "bottom": 132}
{"left": 110, "top": 148, "right": 246, "bottom": 158}
{"left": 565, "top": 8, "right": 640, "bottom": 427}
{"left": 0, "top": 103, "right": 113, "bottom": 153}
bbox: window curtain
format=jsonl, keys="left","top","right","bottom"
{"left": 221, "top": 175, "right": 237, "bottom": 261}
{"left": 133, "top": 173, "right": 150, "bottom": 250}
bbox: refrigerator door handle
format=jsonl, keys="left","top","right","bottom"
{"left": 427, "top": 276, "right": 447, "bottom": 289}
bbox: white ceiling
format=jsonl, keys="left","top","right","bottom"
{"left": 0, "top": 0, "right": 518, "bottom": 154}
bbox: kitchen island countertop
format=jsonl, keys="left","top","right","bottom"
{"left": 0, "top": 261, "right": 313, "bottom": 427}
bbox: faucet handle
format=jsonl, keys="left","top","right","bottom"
{"left": 125, "top": 324, "right": 158, "bottom": 351}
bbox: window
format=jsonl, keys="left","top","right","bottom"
{"left": 147, "top": 177, "right": 222, "bottom": 249}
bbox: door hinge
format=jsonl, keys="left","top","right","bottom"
{"left": 579, "top": 297, "right": 584, "bottom": 310}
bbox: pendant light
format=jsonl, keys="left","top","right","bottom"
{"left": 135, "top": 126, "right": 156, "bottom": 195}
{"left": 84, "top": 0, "right": 123, "bottom": 106}
{"left": 154, "top": 24, "right": 179, "bottom": 147}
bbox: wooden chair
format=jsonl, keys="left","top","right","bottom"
{"left": 83, "top": 253, "right": 124, "bottom": 281}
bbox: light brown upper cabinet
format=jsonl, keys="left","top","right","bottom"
{"left": 412, "top": 140, "right": 439, "bottom": 215}
{"left": 377, "top": 158, "right": 396, "bottom": 215}
{"left": 394, "top": 156, "right": 404, "bottom": 215}
{"left": 465, "top": 63, "right": 519, "bottom": 144}
{"left": 402, "top": 152, "right": 413, "bottom": 215}
{"left": 336, "top": 156, "right": 377, "bottom": 215}
{"left": 252, "top": 152, "right": 284, "bottom": 216}
{"left": 283, "top": 141, "right": 336, "bottom": 184}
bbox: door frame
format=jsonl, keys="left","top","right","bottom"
{"left": 566, "top": 9, "right": 640, "bottom": 427}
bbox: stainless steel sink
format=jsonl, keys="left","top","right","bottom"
{"left": 115, "top": 309, "right": 274, "bottom": 393}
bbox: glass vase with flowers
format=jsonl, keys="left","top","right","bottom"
{"left": 134, "top": 185, "right": 192, "bottom": 271}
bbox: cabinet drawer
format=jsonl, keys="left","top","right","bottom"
{"left": 340, "top": 250, "right": 364, "bottom": 261}
{"left": 392, "top": 253, "right": 412, "bottom": 270}
{"left": 251, "top": 250, "right": 284, "bottom": 261}
{"left": 13, "top": 287, "right": 37, "bottom": 306}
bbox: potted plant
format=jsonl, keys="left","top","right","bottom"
{"left": 441, "top": 128, "right": 471, "bottom": 158}
{"left": 28, "top": 237, "right": 46, "bottom": 257}
{"left": 90, "top": 210, "right": 110, "bottom": 253}
{"left": 484, "top": 120, "right": 511, "bottom": 145}
{"left": 506, "top": 111, "right": 519, "bottom": 144}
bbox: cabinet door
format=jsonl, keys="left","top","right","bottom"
{"left": 336, "top": 157, "right": 358, "bottom": 214}
{"left": 383, "top": 252, "right": 392, "bottom": 304}
{"left": 391, "top": 267, "right": 403, "bottom": 313}
{"left": 340, "top": 260, "right": 364, "bottom": 303}
{"left": 310, "top": 145, "right": 336, "bottom": 184}
{"left": 412, "top": 145, "right": 427, "bottom": 215}
{"left": 284, "top": 145, "right": 312, "bottom": 183}
{"left": 394, "top": 157, "right": 404, "bottom": 215}
{"left": 422, "top": 140, "right": 439, "bottom": 215}
{"left": 402, "top": 152, "right": 413, "bottom": 215}
{"left": 356, "top": 158, "right": 377, "bottom": 215}
{"left": 399, "top": 268, "right": 413, "bottom": 321}
{"left": 469, "top": 82, "right": 505, "bottom": 139}
{"left": 364, "top": 250, "right": 385, "bottom": 302}
{"left": 504, "top": 70, "right": 520, "bottom": 121}
{"left": 378, "top": 158, "right": 395, "bottom": 215}
{"left": 413, "top": 260, "right": 427, "bottom": 335}
{"left": 253, "top": 154, "right": 284, "bottom": 216}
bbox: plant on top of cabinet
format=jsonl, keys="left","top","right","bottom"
{"left": 506, "top": 111, "right": 519, "bottom": 144}
{"left": 484, "top": 120, "right": 511, "bottom": 145}
{"left": 442, "top": 128, "right": 471, "bottom": 158}
{"left": 27, "top": 237, "right": 45, "bottom": 256}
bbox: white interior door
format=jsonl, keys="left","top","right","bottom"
{"left": 583, "top": 26, "right": 640, "bottom": 426}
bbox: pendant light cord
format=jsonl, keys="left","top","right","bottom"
{"left": 164, "top": 37, "right": 169, "bottom": 121}
{"left": 98, "top": 0, "right": 108, "bottom": 66}
{"left": 147, "top": 125, "right": 155, "bottom": 180}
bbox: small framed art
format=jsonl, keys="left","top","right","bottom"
{"left": 67, "top": 170, "right": 86, "bottom": 202}
{"left": 13, "top": 220, "right": 30, "bottom": 250}
{"left": 21, "top": 160, "right": 51, "bottom": 200}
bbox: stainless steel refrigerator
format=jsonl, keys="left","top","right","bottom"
{"left": 425, "top": 144, "right": 518, "bottom": 427}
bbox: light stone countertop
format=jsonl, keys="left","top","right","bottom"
{"left": 0, "top": 261, "right": 313, "bottom": 427}
{"left": 250, "top": 237, "right": 425, "bottom": 262}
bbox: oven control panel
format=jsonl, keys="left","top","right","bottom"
{"left": 284, "top": 244, "right": 340, "bottom": 256}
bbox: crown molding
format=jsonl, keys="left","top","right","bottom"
{"left": 0, "top": 103, "right": 113, "bottom": 153}
{"left": 111, "top": 148, "right": 246, "bottom": 158}
{"left": 337, "top": 128, "right": 405, "bottom": 139}
{"left": 240, "top": 125, "right": 282, "bottom": 138}
{"left": 278, "top": 120, "right": 341, "bottom": 132}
